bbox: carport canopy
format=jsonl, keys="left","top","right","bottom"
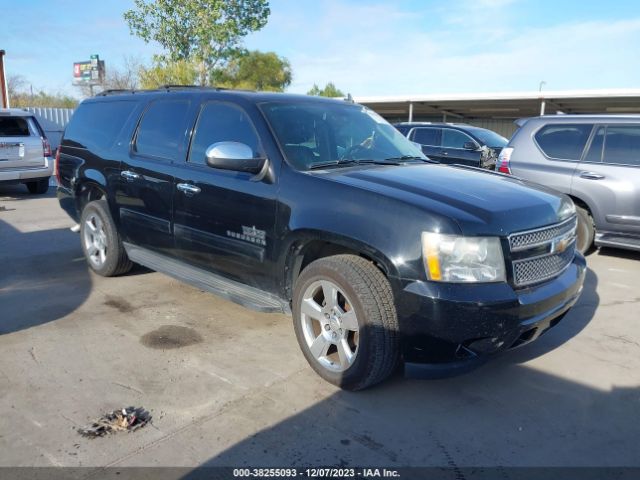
{"left": 355, "top": 89, "right": 640, "bottom": 122}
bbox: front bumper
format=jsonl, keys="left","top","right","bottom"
{"left": 395, "top": 253, "right": 586, "bottom": 376}
{"left": 0, "top": 159, "right": 53, "bottom": 182}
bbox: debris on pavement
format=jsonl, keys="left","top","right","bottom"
{"left": 77, "top": 406, "right": 152, "bottom": 438}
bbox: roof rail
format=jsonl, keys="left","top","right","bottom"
{"left": 95, "top": 85, "right": 258, "bottom": 97}
{"left": 95, "top": 89, "right": 139, "bottom": 96}
{"left": 159, "top": 84, "right": 209, "bottom": 90}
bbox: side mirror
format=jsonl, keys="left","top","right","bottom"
{"left": 463, "top": 141, "right": 479, "bottom": 151}
{"left": 205, "top": 142, "right": 266, "bottom": 174}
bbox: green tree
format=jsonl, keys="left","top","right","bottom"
{"left": 124, "top": 0, "right": 270, "bottom": 85}
{"left": 307, "top": 82, "right": 345, "bottom": 97}
{"left": 138, "top": 57, "right": 199, "bottom": 89}
{"left": 11, "top": 90, "right": 78, "bottom": 109}
{"left": 218, "top": 50, "right": 291, "bottom": 91}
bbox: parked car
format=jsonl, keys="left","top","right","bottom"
{"left": 0, "top": 109, "right": 53, "bottom": 194}
{"left": 57, "top": 88, "right": 585, "bottom": 390}
{"left": 496, "top": 115, "right": 640, "bottom": 254}
{"left": 393, "top": 122, "right": 508, "bottom": 169}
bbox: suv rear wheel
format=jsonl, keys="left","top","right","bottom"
{"left": 26, "top": 178, "right": 50, "bottom": 195}
{"left": 292, "top": 255, "right": 398, "bottom": 390}
{"left": 575, "top": 205, "right": 595, "bottom": 254}
{"left": 80, "top": 200, "right": 133, "bottom": 276}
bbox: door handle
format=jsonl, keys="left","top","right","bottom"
{"left": 580, "top": 171, "right": 605, "bottom": 180}
{"left": 176, "top": 183, "right": 201, "bottom": 195}
{"left": 121, "top": 170, "right": 141, "bottom": 182}
{"left": 440, "top": 151, "right": 448, "bottom": 156}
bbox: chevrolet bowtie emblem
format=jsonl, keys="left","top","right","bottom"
{"left": 550, "top": 235, "right": 571, "bottom": 254}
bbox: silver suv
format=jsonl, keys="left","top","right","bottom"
{"left": 0, "top": 109, "right": 53, "bottom": 194}
{"left": 497, "top": 115, "right": 640, "bottom": 253}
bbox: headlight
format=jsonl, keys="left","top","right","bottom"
{"left": 422, "top": 233, "right": 506, "bottom": 283}
{"left": 558, "top": 196, "right": 576, "bottom": 221}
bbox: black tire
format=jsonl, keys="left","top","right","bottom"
{"left": 80, "top": 200, "right": 133, "bottom": 277}
{"left": 292, "top": 254, "right": 399, "bottom": 390}
{"left": 26, "top": 178, "right": 50, "bottom": 195}
{"left": 575, "top": 205, "right": 595, "bottom": 255}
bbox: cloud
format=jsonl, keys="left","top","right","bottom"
{"left": 247, "top": 1, "right": 640, "bottom": 96}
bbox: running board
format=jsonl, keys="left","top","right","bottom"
{"left": 124, "top": 243, "right": 290, "bottom": 314}
{"left": 595, "top": 232, "right": 640, "bottom": 252}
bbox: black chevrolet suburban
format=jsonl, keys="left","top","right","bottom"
{"left": 57, "top": 87, "right": 586, "bottom": 390}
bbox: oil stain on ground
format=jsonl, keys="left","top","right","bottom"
{"left": 140, "top": 325, "right": 203, "bottom": 349}
{"left": 104, "top": 296, "right": 135, "bottom": 314}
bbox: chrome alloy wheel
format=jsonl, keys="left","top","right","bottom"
{"left": 299, "top": 280, "right": 360, "bottom": 372}
{"left": 83, "top": 213, "right": 108, "bottom": 268}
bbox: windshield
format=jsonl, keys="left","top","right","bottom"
{"left": 467, "top": 127, "right": 508, "bottom": 148}
{"left": 261, "top": 101, "right": 427, "bottom": 170}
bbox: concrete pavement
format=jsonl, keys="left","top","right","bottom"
{"left": 0, "top": 184, "right": 638, "bottom": 471}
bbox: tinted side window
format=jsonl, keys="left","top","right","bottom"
{"left": 188, "top": 102, "right": 261, "bottom": 165}
{"left": 394, "top": 125, "right": 410, "bottom": 136}
{"left": 603, "top": 126, "right": 640, "bottom": 166}
{"left": 534, "top": 124, "right": 592, "bottom": 160}
{"left": 0, "top": 117, "right": 30, "bottom": 137}
{"left": 584, "top": 126, "right": 604, "bottom": 163}
{"left": 442, "top": 129, "right": 472, "bottom": 149}
{"left": 63, "top": 101, "right": 137, "bottom": 150}
{"left": 135, "top": 99, "right": 191, "bottom": 160}
{"left": 412, "top": 128, "right": 440, "bottom": 146}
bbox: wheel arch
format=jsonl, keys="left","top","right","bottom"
{"left": 567, "top": 193, "right": 596, "bottom": 225}
{"left": 75, "top": 179, "right": 108, "bottom": 217}
{"left": 281, "top": 230, "right": 399, "bottom": 301}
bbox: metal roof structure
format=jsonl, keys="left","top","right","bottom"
{"left": 355, "top": 89, "right": 640, "bottom": 121}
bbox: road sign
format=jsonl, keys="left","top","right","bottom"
{"left": 73, "top": 54, "right": 105, "bottom": 86}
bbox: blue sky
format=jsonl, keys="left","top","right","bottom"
{"left": 2, "top": 0, "right": 640, "bottom": 98}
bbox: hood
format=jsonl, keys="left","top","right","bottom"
{"left": 323, "top": 164, "right": 569, "bottom": 236}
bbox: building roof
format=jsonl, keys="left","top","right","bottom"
{"left": 0, "top": 108, "right": 36, "bottom": 117}
{"left": 355, "top": 89, "right": 640, "bottom": 119}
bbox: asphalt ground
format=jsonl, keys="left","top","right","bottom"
{"left": 0, "top": 183, "right": 638, "bottom": 476}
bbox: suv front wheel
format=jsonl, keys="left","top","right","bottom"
{"left": 80, "top": 200, "right": 133, "bottom": 277}
{"left": 292, "top": 254, "right": 399, "bottom": 390}
{"left": 575, "top": 205, "right": 595, "bottom": 254}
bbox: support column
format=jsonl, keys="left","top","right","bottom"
{"left": 408, "top": 102, "right": 413, "bottom": 122}
{"left": 540, "top": 99, "right": 546, "bottom": 116}
{"left": 0, "top": 50, "right": 9, "bottom": 109}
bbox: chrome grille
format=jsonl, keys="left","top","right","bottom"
{"left": 509, "top": 216, "right": 577, "bottom": 287}
{"left": 513, "top": 241, "right": 576, "bottom": 287}
{"left": 509, "top": 216, "right": 577, "bottom": 251}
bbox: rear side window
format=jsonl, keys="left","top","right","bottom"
{"left": 0, "top": 117, "right": 31, "bottom": 137}
{"left": 63, "top": 101, "right": 137, "bottom": 151}
{"left": 603, "top": 126, "right": 640, "bottom": 166}
{"left": 188, "top": 102, "right": 261, "bottom": 165}
{"left": 135, "top": 99, "right": 191, "bottom": 160}
{"left": 412, "top": 128, "right": 440, "bottom": 146}
{"left": 534, "top": 124, "right": 592, "bottom": 160}
{"left": 442, "top": 128, "right": 473, "bottom": 149}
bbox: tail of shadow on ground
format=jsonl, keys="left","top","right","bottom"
{"left": 177, "top": 264, "right": 640, "bottom": 476}
{"left": 0, "top": 218, "right": 93, "bottom": 334}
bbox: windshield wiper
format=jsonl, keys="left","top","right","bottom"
{"left": 383, "top": 155, "right": 438, "bottom": 163}
{"left": 308, "top": 158, "right": 401, "bottom": 170}
{"left": 308, "top": 159, "right": 359, "bottom": 170}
